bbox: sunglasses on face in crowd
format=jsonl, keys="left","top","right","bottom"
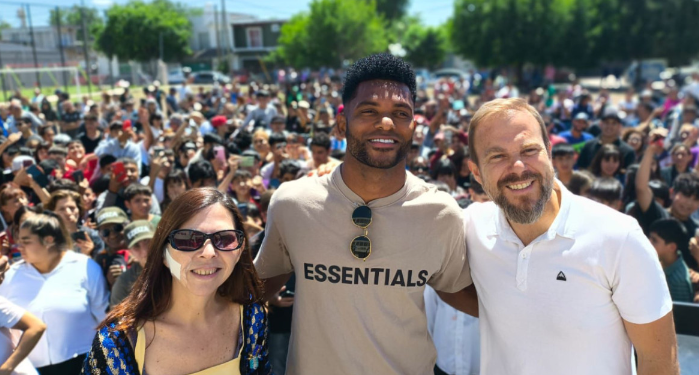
{"left": 168, "top": 229, "right": 244, "bottom": 252}
{"left": 100, "top": 224, "right": 124, "bottom": 238}
{"left": 350, "top": 206, "right": 372, "bottom": 261}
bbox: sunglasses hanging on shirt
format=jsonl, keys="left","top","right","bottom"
{"left": 350, "top": 205, "right": 372, "bottom": 261}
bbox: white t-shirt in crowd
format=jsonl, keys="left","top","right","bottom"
{"left": 255, "top": 167, "right": 472, "bottom": 375}
{"left": 463, "top": 181, "right": 672, "bottom": 375}
{"left": 0, "top": 251, "right": 108, "bottom": 368}
{"left": 0, "top": 297, "right": 37, "bottom": 375}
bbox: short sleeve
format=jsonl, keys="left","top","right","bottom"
{"left": 427, "top": 207, "right": 472, "bottom": 293}
{"left": 611, "top": 227, "right": 672, "bottom": 324}
{"left": 254, "top": 194, "right": 294, "bottom": 278}
{"left": 0, "top": 296, "right": 25, "bottom": 328}
{"left": 86, "top": 258, "right": 109, "bottom": 323}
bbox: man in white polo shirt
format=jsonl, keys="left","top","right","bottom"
{"left": 443, "top": 98, "right": 678, "bottom": 374}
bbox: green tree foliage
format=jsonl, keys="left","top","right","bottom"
{"left": 0, "top": 21, "right": 10, "bottom": 39}
{"left": 49, "top": 6, "right": 104, "bottom": 42}
{"left": 450, "top": 0, "right": 699, "bottom": 69}
{"left": 374, "top": 0, "right": 410, "bottom": 23}
{"left": 274, "top": 0, "right": 388, "bottom": 69}
{"left": 94, "top": 0, "right": 192, "bottom": 62}
{"left": 401, "top": 21, "right": 448, "bottom": 69}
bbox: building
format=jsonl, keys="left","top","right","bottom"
{"left": 184, "top": 5, "right": 286, "bottom": 76}
{"left": 231, "top": 19, "right": 286, "bottom": 74}
{"left": 185, "top": 4, "right": 256, "bottom": 72}
{"left": 1, "top": 25, "right": 80, "bottom": 52}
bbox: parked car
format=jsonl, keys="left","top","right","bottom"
{"left": 192, "top": 71, "right": 231, "bottom": 85}
{"left": 167, "top": 68, "right": 186, "bottom": 85}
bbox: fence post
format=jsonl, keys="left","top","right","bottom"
{"left": 26, "top": 4, "right": 41, "bottom": 89}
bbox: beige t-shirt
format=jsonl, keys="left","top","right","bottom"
{"left": 254, "top": 166, "right": 471, "bottom": 375}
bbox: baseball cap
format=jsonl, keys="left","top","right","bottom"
{"left": 242, "top": 149, "right": 261, "bottom": 161}
{"left": 11, "top": 155, "right": 34, "bottom": 172}
{"left": 601, "top": 107, "right": 622, "bottom": 122}
{"left": 257, "top": 90, "right": 270, "bottom": 98}
{"left": 270, "top": 115, "right": 285, "bottom": 124}
{"left": 180, "top": 141, "right": 197, "bottom": 152}
{"left": 574, "top": 112, "right": 589, "bottom": 121}
{"left": 53, "top": 134, "right": 71, "bottom": 146}
{"left": 298, "top": 101, "right": 310, "bottom": 109}
{"left": 124, "top": 220, "right": 155, "bottom": 249}
{"left": 48, "top": 146, "right": 68, "bottom": 156}
{"left": 96, "top": 207, "right": 130, "bottom": 227}
{"left": 203, "top": 133, "right": 224, "bottom": 145}
{"left": 211, "top": 115, "right": 227, "bottom": 128}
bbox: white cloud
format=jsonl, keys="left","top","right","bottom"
{"left": 92, "top": 0, "right": 113, "bottom": 6}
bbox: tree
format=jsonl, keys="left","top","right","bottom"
{"left": 49, "top": 6, "right": 104, "bottom": 42}
{"left": 401, "top": 21, "right": 448, "bottom": 69}
{"left": 449, "top": 0, "right": 699, "bottom": 74}
{"left": 274, "top": 0, "right": 388, "bottom": 69}
{"left": 0, "top": 21, "right": 10, "bottom": 39}
{"left": 94, "top": 0, "right": 192, "bottom": 62}
{"left": 374, "top": 0, "right": 410, "bottom": 23}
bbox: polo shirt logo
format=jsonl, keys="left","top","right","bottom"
{"left": 556, "top": 271, "right": 567, "bottom": 281}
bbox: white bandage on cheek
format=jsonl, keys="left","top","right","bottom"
{"left": 164, "top": 248, "right": 183, "bottom": 281}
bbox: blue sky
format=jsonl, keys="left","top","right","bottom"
{"left": 0, "top": 0, "right": 454, "bottom": 28}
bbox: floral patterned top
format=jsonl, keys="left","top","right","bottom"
{"left": 81, "top": 302, "right": 271, "bottom": 375}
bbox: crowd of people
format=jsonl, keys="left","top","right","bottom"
{"left": 0, "top": 53, "right": 694, "bottom": 374}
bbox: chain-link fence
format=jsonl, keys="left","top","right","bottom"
{"left": 0, "top": 1, "right": 107, "bottom": 100}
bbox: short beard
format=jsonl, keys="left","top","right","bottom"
{"left": 346, "top": 125, "right": 410, "bottom": 169}
{"left": 483, "top": 169, "right": 554, "bottom": 224}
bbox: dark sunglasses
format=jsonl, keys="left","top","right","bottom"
{"left": 350, "top": 206, "right": 372, "bottom": 261}
{"left": 100, "top": 224, "right": 124, "bottom": 237}
{"left": 168, "top": 229, "right": 244, "bottom": 252}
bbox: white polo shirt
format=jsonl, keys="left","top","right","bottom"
{"left": 464, "top": 181, "right": 672, "bottom": 375}
{"left": 0, "top": 251, "right": 108, "bottom": 368}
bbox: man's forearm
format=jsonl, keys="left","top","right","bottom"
{"left": 436, "top": 284, "right": 479, "bottom": 317}
{"left": 637, "top": 356, "right": 679, "bottom": 375}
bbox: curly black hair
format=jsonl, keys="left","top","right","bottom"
{"left": 341, "top": 53, "right": 416, "bottom": 105}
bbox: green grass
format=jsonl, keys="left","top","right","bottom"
{"left": 0, "top": 85, "right": 146, "bottom": 103}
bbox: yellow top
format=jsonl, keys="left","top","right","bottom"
{"left": 135, "top": 305, "right": 243, "bottom": 375}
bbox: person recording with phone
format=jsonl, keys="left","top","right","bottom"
{"left": 94, "top": 158, "right": 161, "bottom": 217}
{"left": 109, "top": 220, "right": 154, "bottom": 308}
{"left": 0, "top": 213, "right": 108, "bottom": 375}
{"left": 94, "top": 121, "right": 142, "bottom": 175}
{"left": 45, "top": 190, "right": 103, "bottom": 258}
{"left": 631, "top": 128, "right": 699, "bottom": 273}
{"left": 94, "top": 207, "right": 130, "bottom": 288}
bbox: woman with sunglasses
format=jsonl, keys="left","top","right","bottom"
{"left": 0, "top": 213, "right": 108, "bottom": 375}
{"left": 83, "top": 188, "right": 270, "bottom": 375}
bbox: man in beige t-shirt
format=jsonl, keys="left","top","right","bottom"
{"left": 254, "top": 54, "right": 474, "bottom": 375}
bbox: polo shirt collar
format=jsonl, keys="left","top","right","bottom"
{"left": 492, "top": 179, "right": 576, "bottom": 244}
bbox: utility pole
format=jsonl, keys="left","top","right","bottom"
{"left": 55, "top": 6, "right": 68, "bottom": 93}
{"left": 26, "top": 5, "right": 41, "bottom": 88}
{"left": 214, "top": 5, "right": 221, "bottom": 66}
{"left": 220, "top": 0, "right": 230, "bottom": 72}
{"left": 0, "top": 47, "right": 7, "bottom": 102}
{"left": 80, "top": 0, "right": 92, "bottom": 94}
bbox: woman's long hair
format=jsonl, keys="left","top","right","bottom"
{"left": 102, "top": 187, "right": 264, "bottom": 332}
{"left": 589, "top": 144, "right": 622, "bottom": 177}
